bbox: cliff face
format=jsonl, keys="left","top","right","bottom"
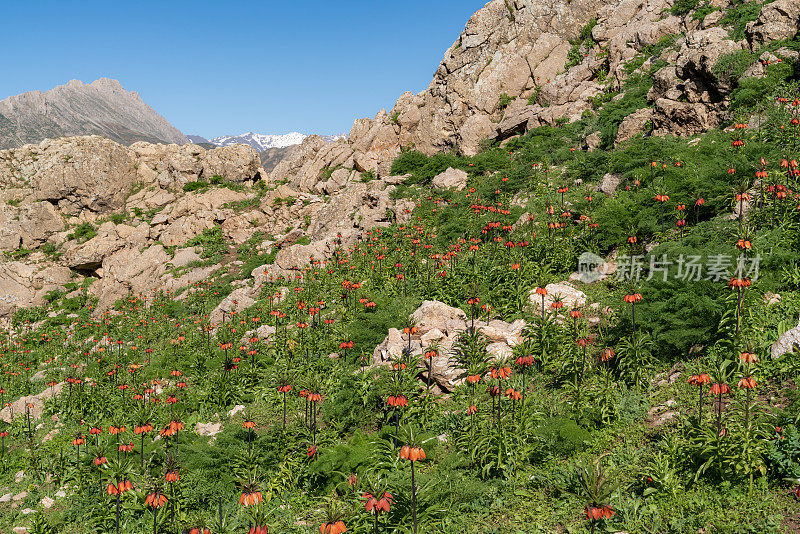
{"left": 271, "top": 0, "right": 800, "bottom": 190}
{"left": 0, "top": 78, "right": 188, "bottom": 149}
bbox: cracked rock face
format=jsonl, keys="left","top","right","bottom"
{"left": 272, "top": 0, "right": 606, "bottom": 188}
{"left": 0, "top": 133, "right": 418, "bottom": 317}
{"left": 270, "top": 0, "right": 798, "bottom": 192}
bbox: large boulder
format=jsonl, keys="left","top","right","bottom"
{"left": 202, "top": 144, "right": 262, "bottom": 183}
{"left": 0, "top": 382, "right": 64, "bottom": 423}
{"left": 411, "top": 300, "right": 468, "bottom": 335}
{"left": 431, "top": 167, "right": 469, "bottom": 190}
{"left": 0, "top": 201, "right": 65, "bottom": 252}
{"left": 0, "top": 262, "right": 73, "bottom": 317}
{"left": 746, "top": 0, "right": 800, "bottom": 45}
{"left": 88, "top": 244, "right": 172, "bottom": 310}
{"left": 0, "top": 136, "right": 137, "bottom": 216}
{"left": 615, "top": 108, "right": 652, "bottom": 146}
{"left": 772, "top": 316, "right": 800, "bottom": 359}
{"left": 599, "top": 173, "right": 622, "bottom": 196}
{"left": 62, "top": 222, "right": 150, "bottom": 270}
{"left": 372, "top": 300, "right": 525, "bottom": 392}
{"left": 209, "top": 287, "right": 256, "bottom": 325}
{"left": 529, "top": 282, "right": 587, "bottom": 314}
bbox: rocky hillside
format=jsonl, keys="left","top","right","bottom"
{"left": 0, "top": 78, "right": 188, "bottom": 149}
{"left": 271, "top": 0, "right": 799, "bottom": 188}
{"left": 0, "top": 135, "right": 412, "bottom": 319}
{"left": 0, "top": 0, "right": 797, "bottom": 324}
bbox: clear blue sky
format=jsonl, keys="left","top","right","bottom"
{"left": 3, "top": 0, "right": 487, "bottom": 138}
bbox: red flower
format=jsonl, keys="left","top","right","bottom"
{"left": 364, "top": 491, "right": 393, "bottom": 513}
{"left": 319, "top": 521, "right": 347, "bottom": 534}
{"left": 709, "top": 383, "right": 731, "bottom": 396}
{"left": 239, "top": 491, "right": 263, "bottom": 507}
{"left": 400, "top": 445, "right": 426, "bottom": 462}
{"left": 515, "top": 355, "right": 534, "bottom": 367}
{"left": 490, "top": 366, "right": 512, "bottom": 380}
{"left": 145, "top": 492, "right": 168, "bottom": 508}
{"left": 738, "top": 376, "right": 757, "bottom": 389}
{"left": 740, "top": 352, "right": 759, "bottom": 363}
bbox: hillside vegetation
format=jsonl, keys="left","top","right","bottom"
{"left": 1, "top": 11, "right": 800, "bottom": 534}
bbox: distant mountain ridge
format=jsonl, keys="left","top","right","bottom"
{"left": 188, "top": 132, "right": 345, "bottom": 152}
{"left": 0, "top": 78, "right": 187, "bottom": 149}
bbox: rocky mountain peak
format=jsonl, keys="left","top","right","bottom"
{"left": 0, "top": 77, "right": 187, "bottom": 149}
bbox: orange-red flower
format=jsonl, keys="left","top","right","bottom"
{"left": 239, "top": 491, "right": 262, "bottom": 507}
{"left": 585, "top": 505, "right": 615, "bottom": 520}
{"left": 490, "top": 366, "right": 512, "bottom": 380}
{"left": 319, "top": 521, "right": 347, "bottom": 534}
{"left": 364, "top": 491, "right": 393, "bottom": 513}
{"left": 145, "top": 492, "right": 167, "bottom": 508}
{"left": 738, "top": 376, "right": 757, "bottom": 389}
{"left": 515, "top": 355, "right": 534, "bottom": 367}
{"left": 400, "top": 445, "right": 426, "bottom": 462}
{"left": 623, "top": 293, "right": 643, "bottom": 304}
{"left": 709, "top": 383, "right": 731, "bottom": 396}
{"left": 740, "top": 351, "right": 759, "bottom": 363}
{"left": 387, "top": 395, "right": 408, "bottom": 407}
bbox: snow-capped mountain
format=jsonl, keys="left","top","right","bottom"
{"left": 188, "top": 132, "right": 344, "bottom": 152}
{"left": 211, "top": 132, "right": 306, "bottom": 151}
